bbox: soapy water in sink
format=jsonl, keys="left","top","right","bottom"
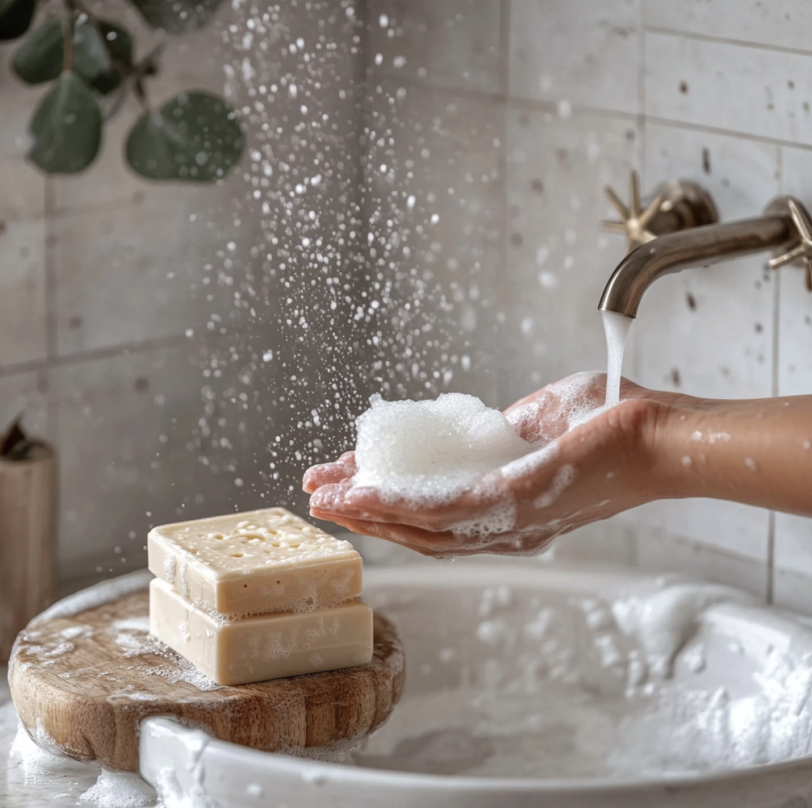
{"left": 357, "top": 580, "right": 812, "bottom": 780}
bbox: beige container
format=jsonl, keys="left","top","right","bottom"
{"left": 0, "top": 443, "right": 57, "bottom": 662}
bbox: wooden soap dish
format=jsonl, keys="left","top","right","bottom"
{"left": 9, "top": 575, "right": 405, "bottom": 772}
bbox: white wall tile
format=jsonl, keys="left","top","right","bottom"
{"left": 633, "top": 498, "right": 769, "bottom": 563}
{"left": 362, "top": 83, "right": 505, "bottom": 406}
{"left": 638, "top": 124, "right": 778, "bottom": 400}
{"left": 773, "top": 567, "right": 812, "bottom": 618}
{"left": 502, "top": 104, "right": 637, "bottom": 405}
{"left": 0, "top": 218, "right": 48, "bottom": 368}
{"left": 645, "top": 32, "right": 812, "bottom": 144}
{"left": 775, "top": 513, "right": 812, "bottom": 577}
{"left": 631, "top": 125, "right": 778, "bottom": 566}
{"left": 0, "top": 43, "right": 39, "bottom": 163}
{"left": 637, "top": 523, "right": 768, "bottom": 597}
{"left": 366, "top": 0, "right": 504, "bottom": 94}
{"left": 51, "top": 199, "right": 258, "bottom": 356}
{"left": 646, "top": 0, "right": 812, "bottom": 53}
{"left": 552, "top": 516, "right": 637, "bottom": 566}
{"left": 510, "top": 0, "right": 640, "bottom": 115}
{"left": 0, "top": 159, "right": 45, "bottom": 222}
{"left": 777, "top": 146, "right": 812, "bottom": 396}
{"left": 0, "top": 370, "right": 49, "bottom": 439}
{"left": 52, "top": 339, "right": 279, "bottom": 574}
{"left": 772, "top": 567, "right": 812, "bottom": 618}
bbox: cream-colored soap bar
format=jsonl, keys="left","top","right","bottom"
{"left": 149, "top": 578, "right": 374, "bottom": 686}
{"left": 148, "top": 508, "right": 362, "bottom": 616}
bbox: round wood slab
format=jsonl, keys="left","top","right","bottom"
{"left": 9, "top": 587, "right": 405, "bottom": 772}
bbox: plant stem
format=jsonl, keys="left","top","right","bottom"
{"left": 62, "top": 15, "right": 74, "bottom": 72}
{"left": 133, "top": 77, "right": 152, "bottom": 113}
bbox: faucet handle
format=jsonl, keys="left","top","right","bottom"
{"left": 601, "top": 170, "right": 665, "bottom": 253}
{"left": 767, "top": 198, "right": 812, "bottom": 291}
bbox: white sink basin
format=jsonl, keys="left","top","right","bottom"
{"left": 139, "top": 563, "right": 812, "bottom": 808}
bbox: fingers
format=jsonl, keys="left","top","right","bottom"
{"left": 302, "top": 453, "right": 357, "bottom": 493}
{"left": 308, "top": 510, "right": 463, "bottom": 557}
{"left": 309, "top": 483, "right": 449, "bottom": 530}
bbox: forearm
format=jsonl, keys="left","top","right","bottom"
{"left": 652, "top": 395, "right": 812, "bottom": 516}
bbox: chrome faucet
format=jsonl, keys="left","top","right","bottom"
{"left": 598, "top": 171, "right": 812, "bottom": 318}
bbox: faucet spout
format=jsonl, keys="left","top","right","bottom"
{"left": 598, "top": 203, "right": 798, "bottom": 318}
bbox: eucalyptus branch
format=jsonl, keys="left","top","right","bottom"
{"left": 133, "top": 76, "right": 150, "bottom": 112}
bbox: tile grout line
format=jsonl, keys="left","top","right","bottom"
{"left": 0, "top": 334, "right": 190, "bottom": 379}
{"left": 645, "top": 25, "right": 812, "bottom": 60}
{"left": 372, "top": 70, "right": 812, "bottom": 155}
{"left": 629, "top": 0, "right": 648, "bottom": 571}
{"left": 766, "top": 145, "right": 785, "bottom": 604}
{"left": 496, "top": 0, "right": 511, "bottom": 408}
{"left": 43, "top": 177, "right": 60, "bottom": 449}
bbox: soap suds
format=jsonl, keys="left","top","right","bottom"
{"left": 612, "top": 582, "right": 753, "bottom": 679}
{"left": 353, "top": 393, "right": 537, "bottom": 506}
{"left": 501, "top": 441, "right": 560, "bottom": 480}
{"left": 450, "top": 500, "right": 517, "bottom": 539}
{"left": 80, "top": 768, "right": 157, "bottom": 807}
{"left": 533, "top": 464, "right": 576, "bottom": 508}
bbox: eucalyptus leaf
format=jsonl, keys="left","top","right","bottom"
{"left": 74, "top": 18, "right": 133, "bottom": 94}
{"left": 126, "top": 0, "right": 223, "bottom": 33}
{"left": 29, "top": 71, "right": 102, "bottom": 173}
{"left": 126, "top": 91, "right": 243, "bottom": 182}
{"left": 0, "top": 0, "right": 36, "bottom": 40}
{"left": 13, "top": 15, "right": 133, "bottom": 94}
{"left": 12, "top": 17, "right": 63, "bottom": 84}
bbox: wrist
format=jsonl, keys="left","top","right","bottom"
{"left": 647, "top": 398, "right": 723, "bottom": 501}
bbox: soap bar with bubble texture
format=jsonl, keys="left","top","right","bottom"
{"left": 149, "top": 579, "right": 373, "bottom": 686}
{"left": 148, "top": 508, "right": 363, "bottom": 616}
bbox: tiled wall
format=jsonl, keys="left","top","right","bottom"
{"left": 0, "top": 1, "right": 363, "bottom": 580}
{"left": 363, "top": 0, "right": 812, "bottom": 610}
{"left": 3, "top": 1, "right": 812, "bottom": 610}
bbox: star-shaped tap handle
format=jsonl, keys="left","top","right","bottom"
{"left": 768, "top": 198, "right": 812, "bottom": 291}
{"left": 601, "top": 170, "right": 667, "bottom": 253}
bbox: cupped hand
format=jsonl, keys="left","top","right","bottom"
{"left": 303, "top": 373, "right": 678, "bottom": 557}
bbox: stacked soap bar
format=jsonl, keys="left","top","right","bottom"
{"left": 148, "top": 508, "right": 373, "bottom": 686}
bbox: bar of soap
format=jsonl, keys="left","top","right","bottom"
{"left": 149, "top": 579, "right": 374, "bottom": 686}
{"left": 148, "top": 508, "right": 362, "bottom": 616}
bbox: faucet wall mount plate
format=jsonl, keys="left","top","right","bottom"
{"left": 600, "top": 171, "right": 812, "bottom": 317}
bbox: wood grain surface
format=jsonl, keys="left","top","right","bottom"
{"left": 0, "top": 446, "right": 57, "bottom": 662}
{"left": 9, "top": 589, "right": 405, "bottom": 772}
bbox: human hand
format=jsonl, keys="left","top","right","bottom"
{"left": 303, "top": 373, "right": 676, "bottom": 557}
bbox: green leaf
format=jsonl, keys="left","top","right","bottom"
{"left": 28, "top": 71, "right": 102, "bottom": 173}
{"left": 12, "top": 17, "right": 62, "bottom": 83}
{"left": 126, "top": 91, "right": 244, "bottom": 182}
{"left": 74, "top": 18, "right": 133, "bottom": 94}
{"left": 126, "top": 0, "right": 223, "bottom": 33}
{"left": 0, "top": 0, "right": 36, "bottom": 40}
{"left": 13, "top": 15, "right": 133, "bottom": 94}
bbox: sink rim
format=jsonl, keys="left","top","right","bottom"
{"left": 138, "top": 562, "right": 812, "bottom": 794}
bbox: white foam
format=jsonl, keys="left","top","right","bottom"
{"left": 533, "top": 464, "right": 576, "bottom": 509}
{"left": 353, "top": 393, "right": 537, "bottom": 506}
{"left": 79, "top": 768, "right": 157, "bottom": 807}
{"left": 450, "top": 500, "right": 517, "bottom": 539}
{"left": 612, "top": 582, "right": 753, "bottom": 679}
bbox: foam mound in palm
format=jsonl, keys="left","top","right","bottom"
{"left": 353, "top": 393, "right": 535, "bottom": 505}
